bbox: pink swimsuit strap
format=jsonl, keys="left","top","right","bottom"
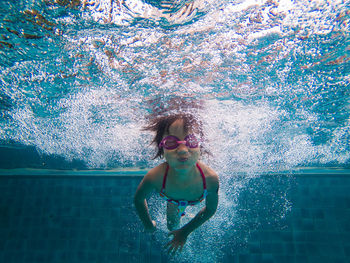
{"left": 160, "top": 163, "right": 207, "bottom": 206}
{"left": 159, "top": 163, "right": 208, "bottom": 216}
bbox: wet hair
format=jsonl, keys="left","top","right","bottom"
{"left": 143, "top": 97, "right": 206, "bottom": 159}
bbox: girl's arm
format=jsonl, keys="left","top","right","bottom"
{"left": 182, "top": 174, "right": 219, "bottom": 235}
{"left": 134, "top": 173, "right": 157, "bottom": 231}
{"left": 166, "top": 174, "right": 219, "bottom": 254}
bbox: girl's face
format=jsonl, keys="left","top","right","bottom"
{"left": 163, "top": 119, "right": 200, "bottom": 170}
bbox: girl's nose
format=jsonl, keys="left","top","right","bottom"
{"left": 177, "top": 142, "right": 189, "bottom": 153}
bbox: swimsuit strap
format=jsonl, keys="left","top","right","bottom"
{"left": 161, "top": 164, "right": 170, "bottom": 192}
{"left": 160, "top": 163, "right": 207, "bottom": 217}
{"left": 196, "top": 163, "right": 207, "bottom": 190}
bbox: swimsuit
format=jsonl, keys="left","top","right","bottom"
{"left": 159, "top": 163, "right": 208, "bottom": 217}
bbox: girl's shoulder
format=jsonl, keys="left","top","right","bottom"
{"left": 144, "top": 163, "right": 168, "bottom": 190}
{"left": 147, "top": 162, "right": 168, "bottom": 178}
{"left": 197, "top": 162, "right": 219, "bottom": 192}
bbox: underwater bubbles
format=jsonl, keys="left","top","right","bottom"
{"left": 3, "top": 85, "right": 154, "bottom": 169}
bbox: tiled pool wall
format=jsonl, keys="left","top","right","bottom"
{"left": 0, "top": 172, "right": 349, "bottom": 263}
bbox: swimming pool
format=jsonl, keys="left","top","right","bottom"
{"left": 0, "top": 168, "right": 349, "bottom": 262}
{"left": 0, "top": 0, "right": 349, "bottom": 262}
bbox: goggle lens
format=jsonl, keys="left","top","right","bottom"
{"left": 163, "top": 137, "right": 179, "bottom": 149}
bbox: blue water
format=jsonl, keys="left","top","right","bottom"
{"left": 0, "top": 1, "right": 349, "bottom": 262}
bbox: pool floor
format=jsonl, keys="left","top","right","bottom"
{"left": 0, "top": 171, "right": 349, "bottom": 263}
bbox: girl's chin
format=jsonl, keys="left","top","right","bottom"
{"left": 165, "top": 155, "right": 199, "bottom": 168}
{"left": 171, "top": 159, "right": 197, "bottom": 168}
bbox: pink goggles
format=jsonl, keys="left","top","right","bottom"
{"left": 159, "top": 134, "right": 199, "bottom": 150}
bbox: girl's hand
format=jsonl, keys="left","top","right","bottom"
{"left": 166, "top": 229, "right": 188, "bottom": 256}
{"left": 144, "top": 220, "right": 157, "bottom": 233}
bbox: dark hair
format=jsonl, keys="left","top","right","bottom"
{"left": 143, "top": 97, "right": 206, "bottom": 159}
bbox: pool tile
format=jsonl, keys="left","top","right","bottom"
{"left": 1, "top": 174, "right": 350, "bottom": 263}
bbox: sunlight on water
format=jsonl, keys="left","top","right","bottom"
{"left": 0, "top": 0, "right": 349, "bottom": 169}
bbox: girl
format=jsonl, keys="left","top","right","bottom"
{"left": 134, "top": 112, "right": 219, "bottom": 255}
